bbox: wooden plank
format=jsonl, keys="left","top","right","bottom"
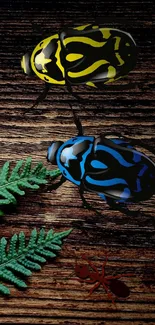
{"left": 0, "top": 0, "right": 155, "bottom": 324}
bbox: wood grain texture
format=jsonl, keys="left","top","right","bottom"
{"left": 0, "top": 0, "right": 155, "bottom": 324}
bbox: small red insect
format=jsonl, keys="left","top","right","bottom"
{"left": 71, "top": 254, "right": 134, "bottom": 304}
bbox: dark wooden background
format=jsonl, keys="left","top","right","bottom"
{"left": 0, "top": 0, "right": 155, "bottom": 324}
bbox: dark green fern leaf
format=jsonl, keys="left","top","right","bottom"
{"left": 0, "top": 157, "right": 61, "bottom": 215}
{"left": 0, "top": 227, "right": 72, "bottom": 295}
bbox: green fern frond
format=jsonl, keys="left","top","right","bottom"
{"left": 0, "top": 157, "right": 61, "bottom": 215}
{"left": 0, "top": 227, "right": 72, "bottom": 295}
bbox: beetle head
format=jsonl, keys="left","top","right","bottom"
{"left": 47, "top": 141, "right": 64, "bottom": 165}
{"left": 21, "top": 53, "right": 33, "bottom": 75}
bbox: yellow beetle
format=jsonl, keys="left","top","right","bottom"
{"left": 21, "top": 24, "right": 138, "bottom": 107}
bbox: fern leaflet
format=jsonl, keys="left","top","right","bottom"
{"left": 0, "top": 227, "right": 72, "bottom": 295}
{"left": 0, "top": 157, "right": 61, "bottom": 215}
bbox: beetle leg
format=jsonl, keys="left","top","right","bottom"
{"left": 79, "top": 187, "right": 92, "bottom": 209}
{"left": 100, "top": 132, "right": 130, "bottom": 142}
{"left": 105, "top": 197, "right": 140, "bottom": 217}
{"left": 100, "top": 133, "right": 155, "bottom": 155}
{"left": 94, "top": 81, "right": 135, "bottom": 91}
{"left": 79, "top": 186, "right": 101, "bottom": 216}
{"left": 101, "top": 132, "right": 124, "bottom": 138}
{"left": 47, "top": 175, "right": 66, "bottom": 191}
{"left": 30, "top": 83, "right": 51, "bottom": 109}
{"left": 65, "top": 79, "right": 86, "bottom": 104}
{"left": 68, "top": 103, "right": 83, "bottom": 136}
{"left": 65, "top": 80, "right": 88, "bottom": 122}
{"left": 128, "top": 138, "right": 155, "bottom": 155}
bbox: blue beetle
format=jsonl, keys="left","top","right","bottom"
{"left": 47, "top": 110, "right": 155, "bottom": 214}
